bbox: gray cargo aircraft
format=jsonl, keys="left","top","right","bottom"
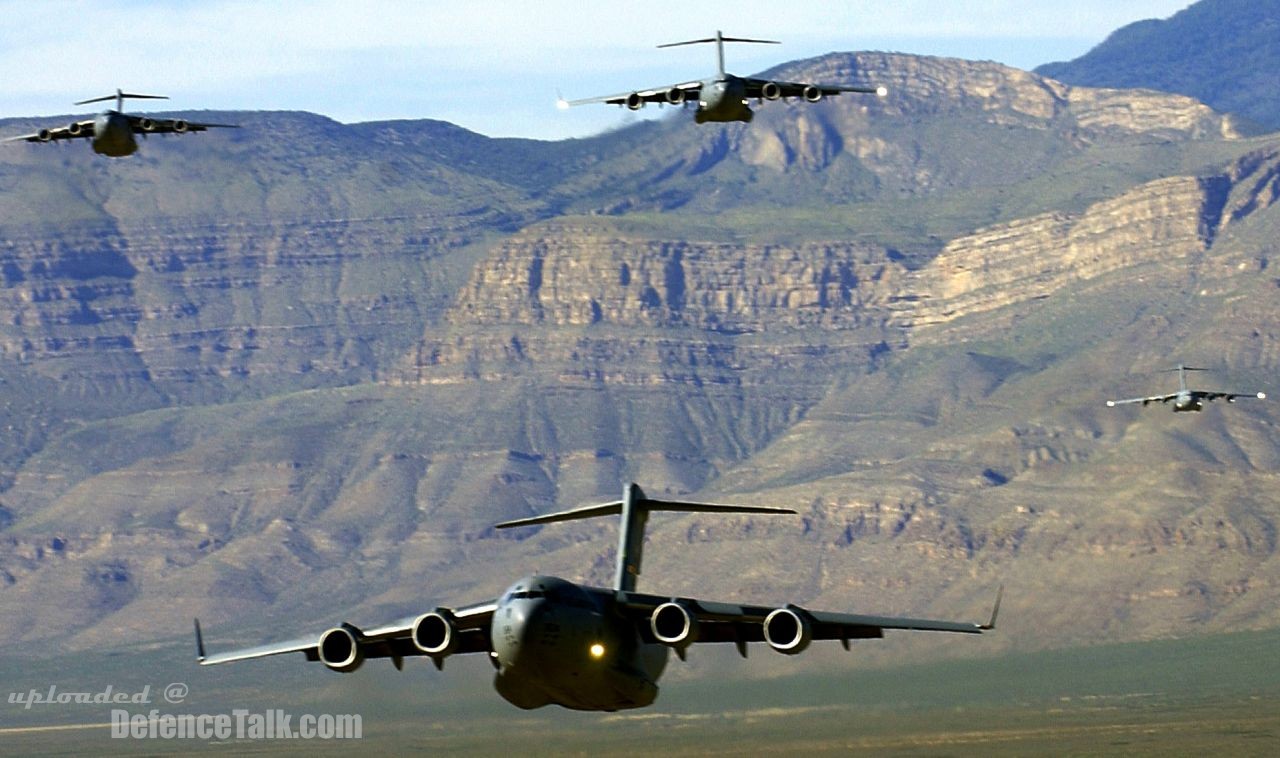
{"left": 196, "top": 483, "right": 999, "bottom": 711}
{"left": 558, "top": 30, "right": 887, "bottom": 124}
{"left": 4, "top": 89, "right": 236, "bottom": 157}
{"left": 1106, "top": 364, "right": 1266, "bottom": 412}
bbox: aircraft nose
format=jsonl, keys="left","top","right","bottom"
{"left": 510, "top": 597, "right": 547, "bottom": 630}
{"left": 492, "top": 597, "right": 548, "bottom": 665}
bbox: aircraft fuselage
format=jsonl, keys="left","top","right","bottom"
{"left": 694, "top": 76, "right": 753, "bottom": 123}
{"left": 194, "top": 483, "right": 997, "bottom": 712}
{"left": 489, "top": 575, "right": 667, "bottom": 711}
{"left": 90, "top": 111, "right": 138, "bottom": 157}
{"left": 1172, "top": 391, "right": 1202, "bottom": 412}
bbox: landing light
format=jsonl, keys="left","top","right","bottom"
{"left": 589, "top": 643, "right": 606, "bottom": 659}
{"left": 876, "top": 86, "right": 888, "bottom": 97}
{"left": 1259, "top": 392, "right": 1267, "bottom": 399}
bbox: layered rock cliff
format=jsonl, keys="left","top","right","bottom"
{"left": 0, "top": 52, "right": 1278, "bottom": 659}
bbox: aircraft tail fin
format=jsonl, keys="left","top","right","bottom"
{"left": 495, "top": 483, "right": 795, "bottom": 592}
{"left": 657, "top": 31, "right": 779, "bottom": 79}
{"left": 1160, "top": 364, "right": 1208, "bottom": 392}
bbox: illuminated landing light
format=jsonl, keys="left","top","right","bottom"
{"left": 876, "top": 86, "right": 888, "bottom": 97}
{"left": 1259, "top": 392, "right": 1267, "bottom": 399}
{"left": 1106, "top": 401, "right": 1116, "bottom": 407}
{"left": 589, "top": 643, "right": 606, "bottom": 659}
{"left": 556, "top": 98, "right": 570, "bottom": 110}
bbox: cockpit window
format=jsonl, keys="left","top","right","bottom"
{"left": 501, "top": 582, "right": 597, "bottom": 609}
{"left": 508, "top": 590, "right": 546, "bottom": 600}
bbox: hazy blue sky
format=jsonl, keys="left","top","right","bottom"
{"left": 0, "top": 1, "right": 1194, "bottom": 141}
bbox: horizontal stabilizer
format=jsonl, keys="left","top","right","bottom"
{"left": 658, "top": 35, "right": 779, "bottom": 48}
{"left": 643, "top": 498, "right": 796, "bottom": 516}
{"left": 494, "top": 495, "right": 795, "bottom": 529}
{"left": 75, "top": 92, "right": 168, "bottom": 106}
{"left": 495, "top": 502, "right": 624, "bottom": 529}
{"left": 495, "top": 483, "right": 797, "bottom": 592}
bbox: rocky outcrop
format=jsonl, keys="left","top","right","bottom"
{"left": 405, "top": 148, "right": 1280, "bottom": 383}
{"left": 737, "top": 53, "right": 1247, "bottom": 179}
{"left": 812, "top": 53, "right": 1246, "bottom": 139}
{"left": 0, "top": 214, "right": 488, "bottom": 396}
{"left": 900, "top": 176, "right": 1217, "bottom": 325}
{"left": 1, "top": 55, "right": 1279, "bottom": 658}
{"left": 446, "top": 227, "right": 901, "bottom": 331}
{"left": 899, "top": 148, "right": 1280, "bottom": 327}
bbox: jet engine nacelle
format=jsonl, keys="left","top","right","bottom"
{"left": 318, "top": 624, "right": 364, "bottom": 673}
{"left": 137, "top": 118, "right": 155, "bottom": 132}
{"left": 761, "top": 82, "right": 783, "bottom": 101}
{"left": 650, "top": 602, "right": 699, "bottom": 648}
{"left": 665, "top": 88, "right": 686, "bottom": 105}
{"left": 36, "top": 129, "right": 53, "bottom": 142}
{"left": 66, "top": 122, "right": 85, "bottom": 137}
{"left": 172, "top": 120, "right": 189, "bottom": 133}
{"left": 763, "top": 606, "right": 813, "bottom": 655}
{"left": 625, "top": 93, "right": 645, "bottom": 111}
{"left": 411, "top": 609, "right": 459, "bottom": 657}
{"left": 803, "top": 86, "right": 824, "bottom": 103}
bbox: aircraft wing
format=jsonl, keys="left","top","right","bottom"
{"left": 741, "top": 77, "right": 885, "bottom": 99}
{"left": 127, "top": 115, "right": 239, "bottom": 134}
{"left": 196, "top": 600, "right": 496, "bottom": 667}
{"left": 561, "top": 81, "right": 703, "bottom": 108}
{"left": 3, "top": 120, "right": 96, "bottom": 143}
{"left": 1106, "top": 394, "right": 1177, "bottom": 407}
{"left": 1194, "top": 390, "right": 1267, "bottom": 403}
{"left": 616, "top": 587, "right": 999, "bottom": 649}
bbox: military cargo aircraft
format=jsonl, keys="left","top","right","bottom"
{"left": 196, "top": 483, "right": 999, "bottom": 711}
{"left": 3, "top": 89, "right": 236, "bottom": 157}
{"left": 1106, "top": 364, "right": 1266, "bottom": 412}
{"left": 558, "top": 30, "right": 887, "bottom": 124}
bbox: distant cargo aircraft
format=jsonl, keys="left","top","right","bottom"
{"left": 1106, "top": 364, "right": 1266, "bottom": 412}
{"left": 3, "top": 89, "right": 236, "bottom": 158}
{"left": 196, "top": 483, "right": 998, "bottom": 712}
{"left": 558, "top": 30, "right": 887, "bottom": 124}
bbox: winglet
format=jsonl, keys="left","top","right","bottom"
{"left": 194, "top": 618, "right": 207, "bottom": 663}
{"left": 979, "top": 586, "right": 1003, "bottom": 631}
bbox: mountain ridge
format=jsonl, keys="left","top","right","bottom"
{"left": 0, "top": 50, "right": 1277, "bottom": 664}
{"left": 1036, "top": 0, "right": 1280, "bottom": 130}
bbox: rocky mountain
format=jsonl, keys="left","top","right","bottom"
{"left": 1036, "top": 0, "right": 1280, "bottom": 130}
{"left": 1, "top": 51, "right": 1278, "bottom": 668}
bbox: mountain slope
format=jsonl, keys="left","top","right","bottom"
{"left": 0, "top": 53, "right": 1277, "bottom": 662}
{"left": 1036, "top": 0, "right": 1280, "bottom": 131}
